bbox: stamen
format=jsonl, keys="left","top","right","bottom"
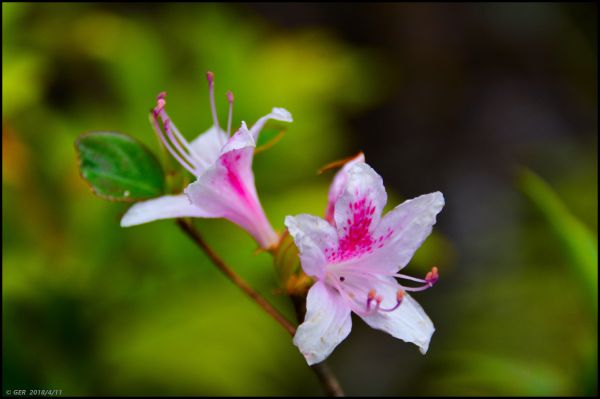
{"left": 226, "top": 90, "right": 234, "bottom": 136}
{"left": 159, "top": 108, "right": 204, "bottom": 168}
{"left": 206, "top": 71, "right": 214, "bottom": 85}
{"left": 394, "top": 273, "right": 428, "bottom": 284}
{"left": 426, "top": 266, "right": 439, "bottom": 286}
{"left": 150, "top": 94, "right": 199, "bottom": 176}
{"left": 366, "top": 289, "right": 377, "bottom": 312}
{"left": 206, "top": 71, "right": 221, "bottom": 131}
{"left": 150, "top": 112, "right": 197, "bottom": 176}
{"left": 163, "top": 117, "right": 199, "bottom": 169}
{"left": 394, "top": 266, "right": 439, "bottom": 292}
{"left": 379, "top": 289, "right": 404, "bottom": 312}
{"left": 156, "top": 105, "right": 199, "bottom": 168}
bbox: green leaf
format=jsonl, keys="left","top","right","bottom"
{"left": 75, "top": 131, "right": 165, "bottom": 202}
{"left": 430, "top": 351, "right": 570, "bottom": 395}
{"left": 518, "top": 167, "right": 598, "bottom": 303}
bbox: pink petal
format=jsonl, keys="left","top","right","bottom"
{"left": 331, "top": 163, "right": 387, "bottom": 262}
{"left": 120, "top": 194, "right": 208, "bottom": 227}
{"left": 359, "top": 277, "right": 434, "bottom": 354}
{"left": 248, "top": 107, "right": 293, "bottom": 140}
{"left": 284, "top": 214, "right": 339, "bottom": 279}
{"left": 325, "top": 152, "right": 366, "bottom": 224}
{"left": 189, "top": 125, "right": 229, "bottom": 170}
{"left": 184, "top": 128, "right": 278, "bottom": 249}
{"left": 293, "top": 281, "right": 352, "bottom": 366}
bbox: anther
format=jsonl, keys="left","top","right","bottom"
{"left": 426, "top": 266, "right": 439, "bottom": 286}
{"left": 366, "top": 289, "right": 377, "bottom": 311}
{"left": 206, "top": 71, "right": 215, "bottom": 86}
{"left": 396, "top": 289, "right": 405, "bottom": 302}
{"left": 152, "top": 96, "right": 166, "bottom": 118}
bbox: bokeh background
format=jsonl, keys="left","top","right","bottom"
{"left": 3, "top": 3, "right": 597, "bottom": 396}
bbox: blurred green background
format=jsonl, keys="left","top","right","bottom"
{"left": 2, "top": 3, "right": 597, "bottom": 396}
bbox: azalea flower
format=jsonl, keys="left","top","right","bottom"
{"left": 121, "top": 72, "right": 293, "bottom": 249}
{"left": 285, "top": 161, "right": 444, "bottom": 365}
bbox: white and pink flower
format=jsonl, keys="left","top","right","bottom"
{"left": 285, "top": 161, "right": 444, "bottom": 365}
{"left": 121, "top": 72, "right": 292, "bottom": 249}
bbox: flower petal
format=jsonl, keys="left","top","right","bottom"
{"left": 219, "top": 122, "right": 255, "bottom": 153}
{"left": 359, "top": 277, "right": 434, "bottom": 354}
{"left": 284, "top": 214, "right": 338, "bottom": 279}
{"left": 185, "top": 127, "right": 278, "bottom": 249}
{"left": 120, "top": 194, "right": 208, "bottom": 227}
{"left": 293, "top": 281, "right": 352, "bottom": 366}
{"left": 367, "top": 192, "right": 444, "bottom": 273}
{"left": 189, "top": 125, "right": 229, "bottom": 170}
{"left": 325, "top": 152, "right": 366, "bottom": 224}
{"left": 248, "top": 107, "right": 293, "bottom": 140}
{"left": 331, "top": 163, "right": 387, "bottom": 262}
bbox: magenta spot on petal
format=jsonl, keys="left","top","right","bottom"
{"left": 327, "top": 196, "right": 377, "bottom": 262}
{"left": 222, "top": 152, "right": 248, "bottom": 199}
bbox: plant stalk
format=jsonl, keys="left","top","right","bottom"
{"left": 176, "top": 218, "right": 344, "bottom": 396}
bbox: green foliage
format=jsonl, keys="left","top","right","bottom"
{"left": 3, "top": 2, "right": 596, "bottom": 396}
{"left": 518, "top": 167, "right": 598, "bottom": 303}
{"left": 76, "top": 132, "right": 165, "bottom": 201}
{"left": 3, "top": 3, "right": 380, "bottom": 395}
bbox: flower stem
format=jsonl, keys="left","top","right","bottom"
{"left": 175, "top": 218, "right": 344, "bottom": 396}
{"left": 176, "top": 218, "right": 296, "bottom": 336}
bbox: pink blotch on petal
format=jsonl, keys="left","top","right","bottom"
{"left": 326, "top": 196, "right": 378, "bottom": 262}
{"left": 222, "top": 153, "right": 247, "bottom": 198}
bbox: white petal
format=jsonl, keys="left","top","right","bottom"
{"left": 249, "top": 107, "right": 293, "bottom": 140}
{"left": 325, "top": 152, "right": 365, "bottom": 223}
{"left": 293, "top": 281, "right": 352, "bottom": 366}
{"left": 220, "top": 124, "right": 255, "bottom": 154}
{"left": 359, "top": 278, "right": 435, "bottom": 354}
{"left": 371, "top": 192, "right": 444, "bottom": 272}
{"left": 270, "top": 107, "right": 293, "bottom": 122}
{"left": 284, "top": 214, "right": 338, "bottom": 279}
{"left": 120, "top": 195, "right": 208, "bottom": 227}
{"left": 189, "top": 125, "right": 229, "bottom": 169}
{"left": 334, "top": 163, "right": 387, "bottom": 235}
